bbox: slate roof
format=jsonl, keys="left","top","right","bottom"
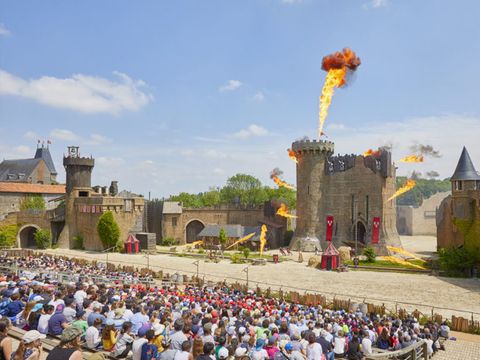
{"left": 0, "top": 158, "right": 42, "bottom": 181}
{"left": 0, "top": 182, "right": 66, "bottom": 194}
{"left": 451, "top": 147, "right": 480, "bottom": 181}
{"left": 162, "top": 201, "right": 183, "bottom": 214}
{"left": 198, "top": 224, "right": 263, "bottom": 241}
{"left": 34, "top": 147, "right": 57, "bottom": 175}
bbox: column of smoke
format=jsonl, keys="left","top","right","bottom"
{"left": 270, "top": 167, "right": 296, "bottom": 190}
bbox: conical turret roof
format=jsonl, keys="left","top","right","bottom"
{"left": 34, "top": 145, "right": 57, "bottom": 175}
{"left": 451, "top": 147, "right": 480, "bottom": 181}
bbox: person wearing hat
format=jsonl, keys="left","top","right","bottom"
{"left": 11, "top": 330, "right": 45, "bottom": 360}
{"left": 152, "top": 324, "right": 166, "bottom": 352}
{"left": 46, "top": 327, "right": 83, "bottom": 360}
{"left": 281, "top": 343, "right": 304, "bottom": 360}
{"left": 250, "top": 339, "right": 268, "bottom": 360}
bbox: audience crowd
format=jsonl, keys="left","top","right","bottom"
{"left": 0, "top": 255, "right": 449, "bottom": 360}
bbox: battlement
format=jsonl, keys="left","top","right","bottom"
{"left": 325, "top": 150, "right": 393, "bottom": 178}
{"left": 291, "top": 139, "right": 335, "bottom": 155}
{"left": 63, "top": 156, "right": 95, "bottom": 167}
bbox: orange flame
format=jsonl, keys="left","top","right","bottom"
{"left": 226, "top": 232, "right": 256, "bottom": 250}
{"left": 191, "top": 240, "right": 204, "bottom": 247}
{"left": 398, "top": 154, "right": 424, "bottom": 163}
{"left": 272, "top": 176, "right": 296, "bottom": 190}
{"left": 276, "top": 203, "right": 298, "bottom": 219}
{"left": 287, "top": 148, "right": 298, "bottom": 163}
{"left": 259, "top": 224, "right": 267, "bottom": 255}
{"left": 318, "top": 68, "right": 346, "bottom": 138}
{"left": 387, "top": 179, "right": 416, "bottom": 202}
{"left": 363, "top": 149, "right": 381, "bottom": 157}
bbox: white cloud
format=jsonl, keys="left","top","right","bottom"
{"left": 50, "top": 129, "right": 79, "bottom": 141}
{"left": 0, "top": 69, "right": 152, "bottom": 115}
{"left": 219, "top": 80, "right": 242, "bottom": 92}
{"left": 363, "top": 0, "right": 389, "bottom": 9}
{"left": 13, "top": 145, "right": 31, "bottom": 156}
{"left": 281, "top": 0, "right": 302, "bottom": 4}
{"left": 233, "top": 124, "right": 269, "bottom": 139}
{"left": 0, "top": 24, "right": 10, "bottom": 36}
{"left": 213, "top": 168, "right": 225, "bottom": 175}
{"left": 23, "top": 131, "right": 38, "bottom": 139}
{"left": 203, "top": 149, "right": 228, "bottom": 159}
{"left": 253, "top": 91, "right": 265, "bottom": 102}
{"left": 86, "top": 133, "right": 112, "bottom": 146}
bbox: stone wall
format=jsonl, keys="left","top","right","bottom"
{"left": 0, "top": 193, "right": 59, "bottom": 221}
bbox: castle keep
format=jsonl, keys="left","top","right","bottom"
{"left": 290, "top": 139, "right": 401, "bottom": 254}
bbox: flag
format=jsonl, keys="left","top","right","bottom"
{"left": 372, "top": 217, "right": 381, "bottom": 244}
{"left": 326, "top": 215, "right": 334, "bottom": 241}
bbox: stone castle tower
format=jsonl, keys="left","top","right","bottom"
{"left": 290, "top": 139, "right": 401, "bottom": 254}
{"left": 63, "top": 146, "right": 95, "bottom": 194}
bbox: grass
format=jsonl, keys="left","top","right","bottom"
{"left": 344, "top": 258, "right": 430, "bottom": 270}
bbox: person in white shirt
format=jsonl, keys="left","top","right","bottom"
{"left": 37, "top": 305, "right": 54, "bottom": 334}
{"left": 425, "top": 334, "right": 434, "bottom": 356}
{"left": 333, "top": 330, "right": 346, "bottom": 357}
{"left": 73, "top": 284, "right": 88, "bottom": 307}
{"left": 132, "top": 329, "right": 148, "bottom": 360}
{"left": 85, "top": 318, "right": 102, "bottom": 349}
{"left": 306, "top": 333, "right": 322, "bottom": 360}
{"left": 361, "top": 331, "right": 372, "bottom": 356}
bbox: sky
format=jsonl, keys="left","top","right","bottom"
{"left": 1, "top": 0, "right": 480, "bottom": 198}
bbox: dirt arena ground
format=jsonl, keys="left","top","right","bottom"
{"left": 43, "top": 235, "right": 480, "bottom": 321}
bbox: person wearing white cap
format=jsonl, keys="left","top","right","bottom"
{"left": 11, "top": 330, "right": 45, "bottom": 360}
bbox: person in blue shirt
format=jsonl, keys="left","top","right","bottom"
{"left": 5, "top": 293, "right": 24, "bottom": 318}
{"left": 141, "top": 330, "right": 158, "bottom": 360}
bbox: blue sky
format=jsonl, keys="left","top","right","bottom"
{"left": 1, "top": 0, "right": 479, "bottom": 198}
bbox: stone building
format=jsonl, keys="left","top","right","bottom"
{"left": 57, "top": 146, "right": 145, "bottom": 250}
{"left": 437, "top": 147, "right": 480, "bottom": 252}
{"left": 290, "top": 139, "right": 401, "bottom": 254}
{"left": 0, "top": 182, "right": 65, "bottom": 221}
{"left": 0, "top": 143, "right": 57, "bottom": 184}
{"left": 397, "top": 191, "right": 450, "bottom": 236}
{"left": 158, "top": 201, "right": 287, "bottom": 248}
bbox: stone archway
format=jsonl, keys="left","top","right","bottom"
{"left": 185, "top": 220, "right": 205, "bottom": 243}
{"left": 355, "top": 221, "right": 367, "bottom": 244}
{"left": 17, "top": 224, "right": 41, "bottom": 248}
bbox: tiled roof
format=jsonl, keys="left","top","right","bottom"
{"left": 0, "top": 158, "right": 42, "bottom": 181}
{"left": 0, "top": 182, "right": 66, "bottom": 194}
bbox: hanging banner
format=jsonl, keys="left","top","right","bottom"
{"left": 326, "top": 215, "right": 334, "bottom": 241}
{"left": 372, "top": 217, "right": 381, "bottom": 244}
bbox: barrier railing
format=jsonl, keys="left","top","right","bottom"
{"left": 365, "top": 340, "right": 428, "bottom": 359}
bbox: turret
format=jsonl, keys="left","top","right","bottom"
{"left": 451, "top": 147, "right": 480, "bottom": 193}
{"left": 63, "top": 146, "right": 94, "bottom": 194}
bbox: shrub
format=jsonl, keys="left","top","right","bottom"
{"left": 231, "top": 253, "right": 243, "bottom": 264}
{"left": 242, "top": 247, "right": 251, "bottom": 259}
{"left": 363, "top": 247, "right": 376, "bottom": 263}
{"left": 34, "top": 229, "right": 51, "bottom": 249}
{"left": 161, "top": 237, "right": 178, "bottom": 246}
{"left": 72, "top": 235, "right": 84, "bottom": 250}
{"left": 438, "top": 246, "right": 475, "bottom": 277}
{"left": 0, "top": 224, "right": 20, "bottom": 247}
{"left": 197, "top": 248, "right": 205, "bottom": 254}
{"left": 20, "top": 195, "right": 46, "bottom": 210}
{"left": 219, "top": 228, "right": 227, "bottom": 249}
{"left": 97, "top": 211, "right": 120, "bottom": 250}
{"left": 115, "top": 239, "right": 124, "bottom": 253}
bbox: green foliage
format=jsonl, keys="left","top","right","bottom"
{"left": 363, "top": 247, "right": 376, "bottom": 263}
{"left": 168, "top": 173, "right": 297, "bottom": 208}
{"left": 242, "top": 247, "right": 251, "bottom": 259}
{"left": 0, "top": 224, "right": 19, "bottom": 247}
{"left": 72, "top": 235, "right": 84, "bottom": 250}
{"left": 218, "top": 228, "right": 227, "bottom": 247}
{"left": 20, "top": 195, "right": 46, "bottom": 210}
{"left": 197, "top": 248, "right": 205, "bottom": 254}
{"left": 34, "top": 229, "right": 51, "bottom": 249}
{"left": 161, "top": 237, "right": 178, "bottom": 246}
{"left": 231, "top": 253, "right": 244, "bottom": 264}
{"left": 438, "top": 246, "right": 476, "bottom": 277}
{"left": 395, "top": 176, "right": 450, "bottom": 206}
{"left": 115, "top": 239, "right": 124, "bottom": 253}
{"left": 96, "top": 211, "right": 120, "bottom": 249}
{"left": 453, "top": 205, "right": 480, "bottom": 262}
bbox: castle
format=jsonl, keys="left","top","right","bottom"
{"left": 437, "top": 147, "right": 480, "bottom": 254}
{"left": 290, "top": 139, "right": 401, "bottom": 254}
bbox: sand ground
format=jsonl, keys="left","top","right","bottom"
{"left": 41, "top": 235, "right": 480, "bottom": 321}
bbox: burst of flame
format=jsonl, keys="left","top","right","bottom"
{"left": 272, "top": 176, "right": 296, "bottom": 190}
{"left": 276, "top": 203, "right": 298, "bottom": 219}
{"left": 190, "top": 240, "right": 204, "bottom": 247}
{"left": 386, "top": 246, "right": 426, "bottom": 263}
{"left": 387, "top": 179, "right": 416, "bottom": 202}
{"left": 363, "top": 149, "right": 381, "bottom": 157}
{"left": 259, "top": 224, "right": 267, "bottom": 255}
{"left": 287, "top": 149, "right": 298, "bottom": 163}
{"left": 225, "top": 232, "right": 256, "bottom": 250}
{"left": 398, "top": 154, "right": 424, "bottom": 163}
{"left": 382, "top": 256, "right": 426, "bottom": 270}
{"left": 318, "top": 68, "right": 346, "bottom": 138}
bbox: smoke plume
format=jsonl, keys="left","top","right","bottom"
{"left": 426, "top": 171, "right": 440, "bottom": 179}
{"left": 410, "top": 143, "right": 441, "bottom": 158}
{"left": 270, "top": 167, "right": 283, "bottom": 179}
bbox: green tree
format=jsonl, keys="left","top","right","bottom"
{"left": 242, "top": 247, "right": 250, "bottom": 259}
{"left": 20, "top": 195, "right": 46, "bottom": 210}
{"left": 363, "top": 247, "right": 376, "bottom": 263}
{"left": 168, "top": 192, "right": 203, "bottom": 208}
{"left": 200, "top": 188, "right": 221, "bottom": 207}
{"left": 34, "top": 229, "right": 51, "bottom": 249}
{"left": 439, "top": 247, "right": 476, "bottom": 277}
{"left": 395, "top": 176, "right": 451, "bottom": 206}
{"left": 218, "top": 227, "right": 227, "bottom": 249}
{"left": 97, "top": 211, "right": 121, "bottom": 249}
{"left": 220, "top": 174, "right": 268, "bottom": 206}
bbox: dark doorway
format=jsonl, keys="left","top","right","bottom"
{"left": 355, "top": 222, "right": 366, "bottom": 244}
{"left": 19, "top": 226, "right": 38, "bottom": 248}
{"left": 186, "top": 220, "right": 205, "bottom": 243}
{"left": 326, "top": 257, "right": 332, "bottom": 270}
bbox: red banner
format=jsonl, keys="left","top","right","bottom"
{"left": 372, "top": 217, "right": 381, "bottom": 244}
{"left": 326, "top": 215, "right": 334, "bottom": 241}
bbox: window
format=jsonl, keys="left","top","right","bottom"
{"left": 124, "top": 199, "right": 133, "bottom": 212}
{"left": 172, "top": 217, "right": 177, "bottom": 226}
{"left": 351, "top": 195, "right": 355, "bottom": 223}
{"left": 78, "top": 191, "right": 89, "bottom": 197}
{"left": 454, "top": 181, "right": 463, "bottom": 191}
